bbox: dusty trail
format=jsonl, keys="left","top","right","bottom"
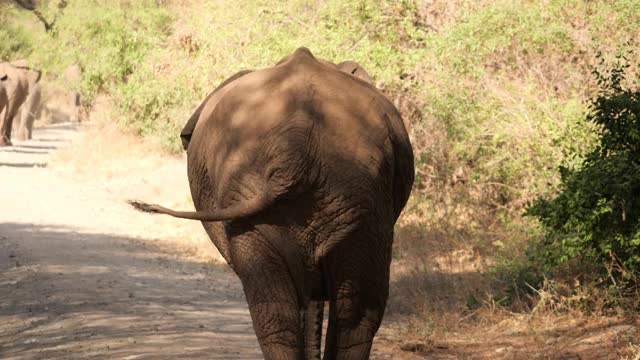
{"left": 0, "top": 123, "right": 414, "bottom": 359}
{"left": 0, "top": 123, "right": 262, "bottom": 359}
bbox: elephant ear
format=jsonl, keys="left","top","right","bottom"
{"left": 180, "top": 70, "right": 253, "bottom": 150}
{"left": 337, "top": 61, "right": 373, "bottom": 84}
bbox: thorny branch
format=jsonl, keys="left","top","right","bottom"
{"left": 12, "top": 0, "right": 68, "bottom": 32}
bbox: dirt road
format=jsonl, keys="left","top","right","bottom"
{"left": 0, "top": 123, "right": 264, "bottom": 359}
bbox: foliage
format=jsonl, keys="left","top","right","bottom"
{"left": 111, "top": 0, "right": 430, "bottom": 150}
{"left": 527, "top": 55, "right": 640, "bottom": 278}
{"left": 0, "top": 6, "right": 33, "bottom": 60}
{"left": 2, "top": 0, "right": 171, "bottom": 103}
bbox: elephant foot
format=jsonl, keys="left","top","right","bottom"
{"left": 13, "top": 133, "right": 27, "bottom": 141}
{"left": 0, "top": 137, "right": 12, "bottom": 147}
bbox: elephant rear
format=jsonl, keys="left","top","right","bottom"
{"left": 133, "top": 47, "right": 414, "bottom": 360}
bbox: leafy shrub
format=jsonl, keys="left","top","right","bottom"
{"left": 114, "top": 0, "right": 428, "bottom": 150}
{"left": 59, "top": 1, "right": 171, "bottom": 102}
{"left": 7, "top": 0, "right": 172, "bottom": 103}
{"left": 0, "top": 10, "right": 33, "bottom": 61}
{"left": 526, "top": 55, "right": 640, "bottom": 278}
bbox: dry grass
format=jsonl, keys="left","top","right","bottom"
{"left": 377, "top": 2, "right": 640, "bottom": 356}
{"left": 388, "top": 187, "right": 640, "bottom": 357}
{"left": 384, "top": 228, "right": 640, "bottom": 358}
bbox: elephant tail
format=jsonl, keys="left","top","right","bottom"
{"left": 128, "top": 192, "right": 273, "bottom": 222}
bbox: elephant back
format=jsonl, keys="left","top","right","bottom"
{"left": 0, "top": 63, "right": 28, "bottom": 113}
{"left": 185, "top": 48, "right": 413, "bottom": 226}
{"left": 186, "top": 76, "right": 315, "bottom": 216}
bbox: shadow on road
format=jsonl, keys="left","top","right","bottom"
{"left": 31, "top": 138, "right": 72, "bottom": 143}
{"left": 0, "top": 223, "right": 260, "bottom": 359}
{"left": 0, "top": 162, "right": 48, "bottom": 168}
{"left": 0, "top": 149, "right": 51, "bottom": 155}
{"left": 0, "top": 123, "right": 81, "bottom": 170}
{"left": 13, "top": 144, "right": 59, "bottom": 151}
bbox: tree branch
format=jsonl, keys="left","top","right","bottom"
{"left": 12, "top": 0, "right": 67, "bottom": 32}
{"left": 13, "top": 0, "right": 36, "bottom": 10}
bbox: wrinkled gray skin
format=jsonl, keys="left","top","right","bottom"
{"left": 131, "top": 47, "right": 414, "bottom": 360}
{"left": 0, "top": 62, "right": 29, "bottom": 146}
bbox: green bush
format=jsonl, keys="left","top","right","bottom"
{"left": 4, "top": 0, "right": 172, "bottom": 103}
{"left": 0, "top": 4, "right": 36, "bottom": 61}
{"left": 426, "top": 1, "right": 576, "bottom": 77}
{"left": 527, "top": 55, "right": 640, "bottom": 278}
{"left": 57, "top": 1, "right": 171, "bottom": 102}
{"left": 114, "top": 0, "right": 428, "bottom": 150}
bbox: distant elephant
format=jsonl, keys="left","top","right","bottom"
{"left": 12, "top": 60, "right": 42, "bottom": 141}
{"left": 0, "top": 75, "right": 8, "bottom": 131}
{"left": 63, "top": 64, "right": 82, "bottom": 122}
{"left": 131, "top": 47, "right": 414, "bottom": 360}
{"left": 12, "top": 82, "right": 41, "bottom": 141}
{"left": 0, "top": 62, "right": 30, "bottom": 146}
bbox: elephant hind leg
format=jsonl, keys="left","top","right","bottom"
{"left": 0, "top": 131, "right": 10, "bottom": 146}
{"left": 1, "top": 105, "right": 21, "bottom": 146}
{"left": 230, "top": 229, "right": 304, "bottom": 360}
{"left": 0, "top": 126, "right": 12, "bottom": 146}
{"left": 250, "top": 300, "right": 303, "bottom": 360}
{"left": 0, "top": 110, "right": 11, "bottom": 146}
{"left": 322, "top": 232, "right": 392, "bottom": 359}
{"left": 323, "top": 281, "right": 387, "bottom": 360}
{"left": 12, "top": 108, "right": 27, "bottom": 141}
{"left": 303, "top": 300, "right": 323, "bottom": 360}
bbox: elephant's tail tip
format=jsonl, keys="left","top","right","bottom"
{"left": 128, "top": 199, "right": 162, "bottom": 214}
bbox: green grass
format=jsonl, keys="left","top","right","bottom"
{"left": 1, "top": 0, "right": 172, "bottom": 101}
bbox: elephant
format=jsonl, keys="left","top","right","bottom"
{"left": 0, "top": 61, "right": 41, "bottom": 145}
{"left": 131, "top": 47, "right": 414, "bottom": 360}
{"left": 12, "top": 82, "right": 41, "bottom": 141}
{"left": 0, "top": 62, "right": 29, "bottom": 146}
{"left": 12, "top": 60, "right": 42, "bottom": 141}
{"left": 0, "top": 75, "right": 8, "bottom": 132}
{"left": 63, "top": 64, "right": 82, "bottom": 123}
